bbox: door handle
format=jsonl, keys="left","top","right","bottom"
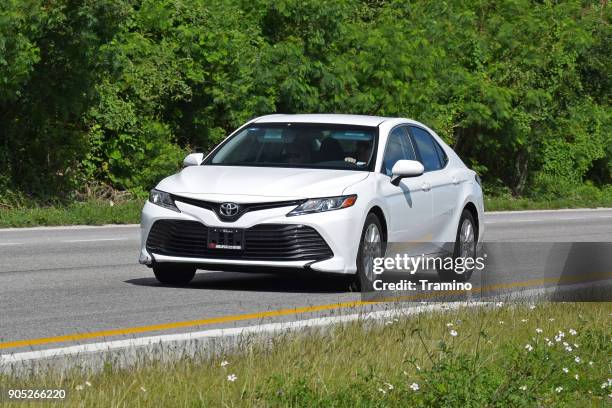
{"left": 452, "top": 176, "right": 460, "bottom": 185}
{"left": 421, "top": 182, "right": 431, "bottom": 191}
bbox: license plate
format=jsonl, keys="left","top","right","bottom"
{"left": 207, "top": 228, "right": 244, "bottom": 250}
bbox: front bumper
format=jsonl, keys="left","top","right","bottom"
{"left": 139, "top": 199, "right": 363, "bottom": 274}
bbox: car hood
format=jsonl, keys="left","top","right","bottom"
{"left": 156, "top": 165, "right": 369, "bottom": 202}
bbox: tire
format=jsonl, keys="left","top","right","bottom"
{"left": 438, "top": 209, "right": 477, "bottom": 282}
{"left": 153, "top": 263, "right": 196, "bottom": 285}
{"left": 354, "top": 213, "right": 385, "bottom": 292}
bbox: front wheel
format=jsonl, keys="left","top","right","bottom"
{"left": 153, "top": 263, "right": 196, "bottom": 285}
{"left": 355, "top": 213, "right": 385, "bottom": 292}
{"left": 438, "top": 209, "right": 477, "bottom": 282}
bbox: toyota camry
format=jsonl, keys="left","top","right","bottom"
{"left": 139, "top": 114, "right": 484, "bottom": 290}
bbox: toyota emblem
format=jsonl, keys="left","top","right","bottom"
{"left": 219, "top": 202, "right": 239, "bottom": 217}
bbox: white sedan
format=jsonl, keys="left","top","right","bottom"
{"left": 139, "top": 114, "right": 484, "bottom": 290}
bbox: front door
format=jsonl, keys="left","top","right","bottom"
{"left": 377, "top": 126, "right": 433, "bottom": 248}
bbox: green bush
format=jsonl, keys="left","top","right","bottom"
{"left": 0, "top": 0, "right": 609, "bottom": 203}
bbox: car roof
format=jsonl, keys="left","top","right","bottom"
{"left": 251, "top": 114, "right": 402, "bottom": 127}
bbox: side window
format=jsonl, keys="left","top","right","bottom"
{"left": 382, "top": 127, "right": 416, "bottom": 176}
{"left": 410, "top": 126, "right": 442, "bottom": 171}
{"left": 433, "top": 137, "right": 448, "bottom": 167}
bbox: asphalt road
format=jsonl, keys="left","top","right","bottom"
{"left": 1, "top": 208, "right": 611, "bottom": 353}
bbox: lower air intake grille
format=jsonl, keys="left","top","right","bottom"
{"left": 146, "top": 220, "right": 333, "bottom": 262}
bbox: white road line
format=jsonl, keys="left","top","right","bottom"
{"left": 0, "top": 243, "right": 23, "bottom": 246}
{"left": 0, "top": 302, "right": 482, "bottom": 364}
{"left": 62, "top": 238, "right": 129, "bottom": 243}
{"left": 0, "top": 224, "right": 139, "bottom": 232}
{"left": 485, "top": 208, "right": 612, "bottom": 215}
{"left": 485, "top": 215, "right": 612, "bottom": 224}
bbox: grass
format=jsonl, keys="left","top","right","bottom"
{"left": 485, "top": 184, "right": 612, "bottom": 211}
{"left": 0, "top": 200, "right": 143, "bottom": 228}
{"left": 485, "top": 196, "right": 612, "bottom": 211}
{"left": 2, "top": 302, "right": 610, "bottom": 407}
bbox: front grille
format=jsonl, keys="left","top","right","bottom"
{"left": 146, "top": 220, "right": 333, "bottom": 262}
{"left": 171, "top": 195, "right": 304, "bottom": 222}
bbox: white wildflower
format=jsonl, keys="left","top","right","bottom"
{"left": 554, "top": 331, "right": 565, "bottom": 342}
{"left": 227, "top": 374, "right": 237, "bottom": 382}
{"left": 525, "top": 344, "right": 534, "bottom": 352}
{"left": 449, "top": 329, "right": 458, "bottom": 337}
{"left": 378, "top": 388, "right": 386, "bottom": 394}
{"left": 220, "top": 360, "right": 229, "bottom": 367}
{"left": 85, "top": 381, "right": 92, "bottom": 387}
{"left": 384, "top": 383, "right": 394, "bottom": 390}
{"left": 535, "top": 328, "right": 543, "bottom": 334}
{"left": 521, "top": 319, "right": 528, "bottom": 323}
{"left": 562, "top": 367, "right": 569, "bottom": 373}
{"left": 555, "top": 386, "right": 563, "bottom": 393}
{"left": 75, "top": 385, "right": 84, "bottom": 391}
{"left": 409, "top": 383, "right": 420, "bottom": 391}
{"left": 519, "top": 385, "right": 527, "bottom": 391}
{"left": 569, "top": 329, "right": 577, "bottom": 336}
{"left": 574, "top": 356, "right": 581, "bottom": 363}
{"left": 574, "top": 374, "right": 579, "bottom": 380}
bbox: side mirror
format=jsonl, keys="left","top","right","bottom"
{"left": 183, "top": 153, "right": 204, "bottom": 167}
{"left": 391, "top": 160, "right": 424, "bottom": 185}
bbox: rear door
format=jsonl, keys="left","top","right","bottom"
{"left": 408, "top": 126, "right": 458, "bottom": 243}
{"left": 377, "top": 126, "right": 433, "bottom": 244}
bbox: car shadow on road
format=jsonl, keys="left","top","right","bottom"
{"left": 125, "top": 271, "right": 352, "bottom": 294}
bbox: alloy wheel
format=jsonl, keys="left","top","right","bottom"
{"left": 459, "top": 218, "right": 475, "bottom": 259}
{"left": 362, "top": 223, "right": 382, "bottom": 282}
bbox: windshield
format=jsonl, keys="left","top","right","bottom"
{"left": 206, "top": 123, "right": 377, "bottom": 171}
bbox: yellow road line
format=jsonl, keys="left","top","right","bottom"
{"left": 0, "top": 300, "right": 375, "bottom": 350}
{"left": 1, "top": 272, "right": 610, "bottom": 350}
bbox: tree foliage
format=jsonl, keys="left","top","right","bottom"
{"left": 0, "top": 0, "right": 610, "bottom": 201}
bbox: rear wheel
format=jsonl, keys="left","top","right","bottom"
{"left": 438, "top": 209, "right": 477, "bottom": 282}
{"left": 153, "top": 263, "right": 196, "bottom": 285}
{"left": 355, "top": 213, "right": 385, "bottom": 292}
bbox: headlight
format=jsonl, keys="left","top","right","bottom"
{"left": 149, "top": 189, "right": 180, "bottom": 212}
{"left": 287, "top": 195, "right": 357, "bottom": 216}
